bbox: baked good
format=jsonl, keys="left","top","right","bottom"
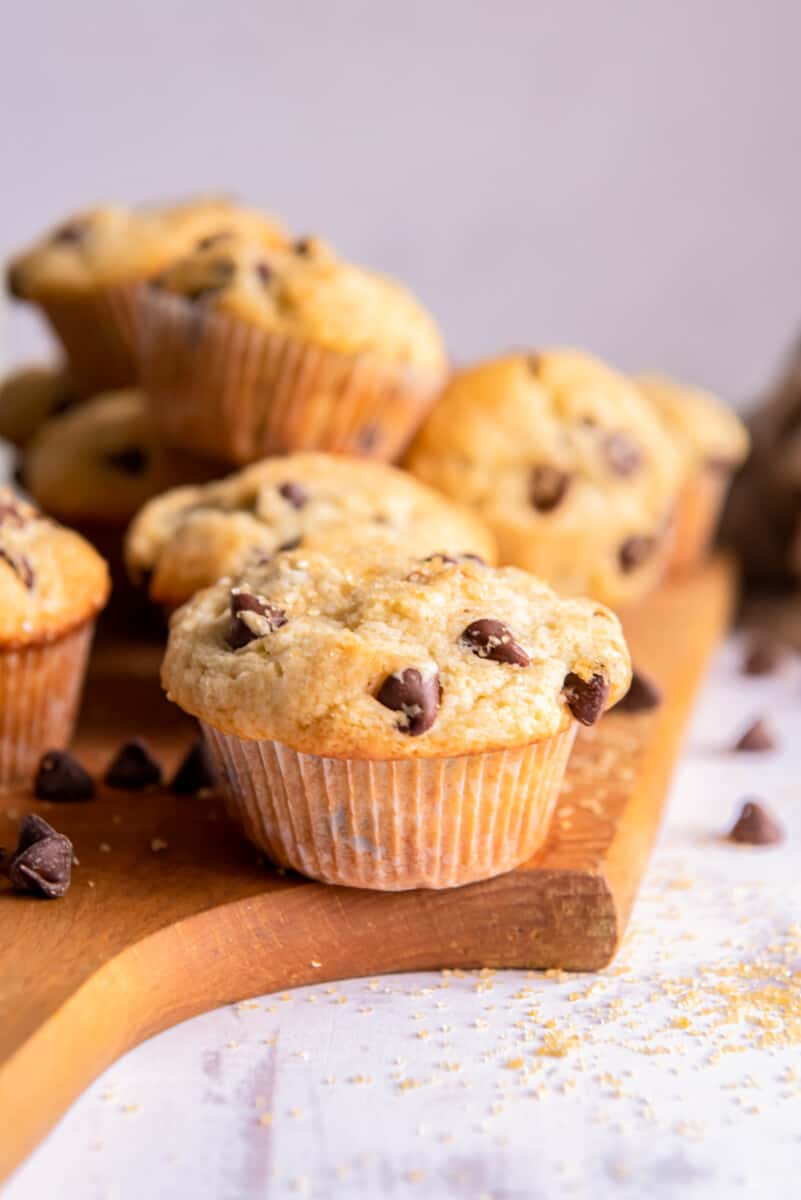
{"left": 162, "top": 545, "right": 630, "bottom": 889}
{"left": 134, "top": 233, "right": 447, "bottom": 464}
{"left": 406, "top": 350, "right": 683, "bottom": 608}
{"left": 0, "top": 363, "right": 80, "bottom": 447}
{"left": 636, "top": 374, "right": 749, "bottom": 573}
{"left": 125, "top": 451, "right": 497, "bottom": 610}
{"left": 6, "top": 198, "right": 286, "bottom": 393}
{"left": 0, "top": 488, "right": 109, "bottom": 786}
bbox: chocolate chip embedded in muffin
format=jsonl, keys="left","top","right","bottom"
{"left": 228, "top": 588, "right": 287, "bottom": 650}
{"left": 0, "top": 546, "right": 34, "bottom": 589}
{"left": 34, "top": 749, "right": 95, "bottom": 802}
{"left": 7, "top": 813, "right": 73, "bottom": 898}
{"left": 529, "top": 465, "right": 570, "bottom": 513}
{"left": 562, "top": 671, "right": 610, "bottom": 726}
{"left": 376, "top": 667, "right": 440, "bottom": 735}
{"left": 104, "top": 739, "right": 163, "bottom": 790}
{"left": 619, "top": 535, "right": 657, "bottom": 573}
{"left": 726, "top": 799, "right": 784, "bottom": 846}
{"left": 51, "top": 219, "right": 90, "bottom": 246}
{"left": 460, "top": 619, "right": 530, "bottom": 667}
{"left": 603, "top": 432, "right": 643, "bottom": 476}
{"left": 278, "top": 481, "right": 308, "bottom": 509}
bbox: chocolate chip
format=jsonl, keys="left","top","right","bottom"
{"left": 170, "top": 741, "right": 216, "bottom": 795}
{"left": 229, "top": 589, "right": 287, "bottom": 650}
{"left": 376, "top": 667, "right": 440, "bottom": 735}
{"left": 734, "top": 718, "right": 776, "bottom": 752}
{"left": 7, "top": 813, "right": 72, "bottom": 898}
{"left": 727, "top": 799, "right": 784, "bottom": 846}
{"left": 104, "top": 740, "right": 163, "bottom": 790}
{"left": 0, "top": 547, "right": 34, "bottom": 588}
{"left": 461, "top": 619, "right": 530, "bottom": 667}
{"left": 742, "top": 635, "right": 786, "bottom": 677}
{"left": 603, "top": 432, "right": 643, "bottom": 476}
{"left": 278, "top": 481, "right": 308, "bottom": 509}
{"left": 105, "top": 446, "right": 149, "bottom": 476}
{"left": 195, "top": 231, "right": 232, "bottom": 251}
{"left": 526, "top": 353, "right": 542, "bottom": 375}
{"left": 562, "top": 671, "right": 609, "bottom": 726}
{"left": 6, "top": 263, "right": 25, "bottom": 299}
{"left": 34, "top": 750, "right": 95, "bottom": 802}
{"left": 277, "top": 536, "right": 303, "bottom": 553}
{"left": 615, "top": 669, "right": 662, "bottom": 713}
{"left": 293, "top": 237, "right": 312, "bottom": 256}
{"left": 51, "top": 220, "right": 89, "bottom": 245}
{"left": 619, "top": 535, "right": 656, "bottom": 573}
{"left": 529, "top": 465, "right": 570, "bottom": 513}
{"left": 255, "top": 261, "right": 272, "bottom": 284}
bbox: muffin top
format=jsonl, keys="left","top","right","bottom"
{"left": 7, "top": 197, "right": 287, "bottom": 299}
{"left": 636, "top": 374, "right": 750, "bottom": 470}
{"left": 163, "top": 546, "right": 631, "bottom": 758}
{"left": 0, "top": 489, "right": 110, "bottom": 645}
{"left": 25, "top": 389, "right": 220, "bottom": 524}
{"left": 0, "top": 363, "right": 80, "bottom": 447}
{"left": 406, "top": 350, "right": 684, "bottom": 601}
{"left": 125, "top": 452, "right": 496, "bottom": 608}
{"left": 151, "top": 233, "right": 447, "bottom": 371}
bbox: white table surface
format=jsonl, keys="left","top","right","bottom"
{"left": 5, "top": 636, "right": 801, "bottom": 1200}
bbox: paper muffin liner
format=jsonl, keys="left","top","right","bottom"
{"left": 200, "top": 723, "right": 577, "bottom": 891}
{"left": 0, "top": 621, "right": 95, "bottom": 790}
{"left": 133, "top": 288, "right": 445, "bottom": 465}
{"left": 669, "top": 465, "right": 730, "bottom": 575}
{"left": 36, "top": 286, "right": 140, "bottom": 395}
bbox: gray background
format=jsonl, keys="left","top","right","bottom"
{"left": 1, "top": 0, "right": 799, "bottom": 405}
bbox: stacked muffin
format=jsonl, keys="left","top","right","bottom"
{"left": 1, "top": 194, "right": 746, "bottom": 887}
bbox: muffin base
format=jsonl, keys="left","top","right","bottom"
{"left": 135, "top": 289, "right": 444, "bottom": 465}
{"left": 38, "top": 288, "right": 139, "bottom": 395}
{"left": 0, "top": 621, "right": 95, "bottom": 790}
{"left": 669, "top": 465, "right": 730, "bottom": 575}
{"left": 200, "top": 723, "right": 577, "bottom": 891}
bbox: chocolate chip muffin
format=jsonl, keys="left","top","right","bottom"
{"left": 0, "top": 363, "right": 81, "bottom": 448}
{"left": 6, "top": 198, "right": 287, "bottom": 393}
{"left": 636, "top": 374, "right": 749, "bottom": 573}
{"left": 406, "top": 350, "right": 684, "bottom": 609}
{"left": 135, "top": 233, "right": 448, "bottom": 464}
{"left": 0, "top": 488, "right": 109, "bottom": 787}
{"left": 162, "top": 545, "right": 630, "bottom": 889}
{"left": 125, "top": 451, "right": 497, "bottom": 610}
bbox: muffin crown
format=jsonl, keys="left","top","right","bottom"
{"left": 636, "top": 373, "right": 750, "bottom": 468}
{"left": 126, "top": 451, "right": 496, "bottom": 607}
{"left": 151, "top": 233, "right": 447, "bottom": 371}
{"left": 162, "top": 546, "right": 631, "bottom": 758}
{"left": 0, "top": 490, "right": 109, "bottom": 644}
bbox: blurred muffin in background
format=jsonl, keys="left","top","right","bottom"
{"left": 6, "top": 197, "right": 287, "bottom": 393}
{"left": 134, "top": 232, "right": 447, "bottom": 465}
{"left": 406, "top": 350, "right": 683, "bottom": 610}
{"left": 125, "top": 451, "right": 496, "bottom": 611}
{"left": 0, "top": 363, "right": 81, "bottom": 447}
{"left": 636, "top": 374, "right": 749, "bottom": 574}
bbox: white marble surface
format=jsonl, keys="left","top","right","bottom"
{"left": 5, "top": 636, "right": 801, "bottom": 1200}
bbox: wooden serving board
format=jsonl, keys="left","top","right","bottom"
{"left": 0, "top": 557, "right": 733, "bottom": 1184}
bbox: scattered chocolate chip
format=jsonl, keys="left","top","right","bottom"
{"left": 34, "top": 750, "right": 95, "bottom": 802}
{"left": 603, "top": 432, "right": 643, "bottom": 476}
{"left": 277, "top": 536, "right": 303, "bottom": 553}
{"left": 278, "top": 481, "right": 308, "bottom": 509}
{"left": 461, "top": 619, "right": 530, "bottom": 667}
{"left": 7, "top": 813, "right": 72, "bottom": 898}
{"left": 619, "top": 535, "right": 656, "bottom": 573}
{"left": 615, "top": 669, "right": 662, "bottom": 713}
{"left": 0, "top": 547, "right": 34, "bottom": 588}
{"left": 195, "top": 231, "right": 232, "bottom": 251}
{"left": 229, "top": 589, "right": 287, "bottom": 649}
{"left": 376, "top": 667, "right": 440, "bottom": 735}
{"left": 562, "top": 671, "right": 610, "bottom": 726}
{"left": 105, "top": 446, "right": 149, "bottom": 476}
{"left": 292, "top": 237, "right": 312, "bottom": 256}
{"left": 104, "top": 740, "right": 163, "bottom": 791}
{"left": 255, "top": 261, "right": 272, "bottom": 284}
{"left": 529, "top": 465, "right": 570, "bottom": 512}
{"left": 742, "top": 634, "right": 786, "bottom": 677}
{"left": 6, "top": 263, "right": 24, "bottom": 299}
{"left": 734, "top": 718, "right": 776, "bottom": 752}
{"left": 51, "top": 220, "right": 89, "bottom": 245}
{"left": 170, "top": 741, "right": 216, "bottom": 795}
{"left": 727, "top": 799, "right": 784, "bottom": 846}
{"left": 526, "top": 353, "right": 542, "bottom": 375}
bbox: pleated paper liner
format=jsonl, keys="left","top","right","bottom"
{"left": 0, "top": 621, "right": 95, "bottom": 790}
{"left": 134, "top": 288, "right": 445, "bottom": 465}
{"left": 669, "top": 465, "right": 731, "bottom": 575}
{"left": 201, "top": 723, "right": 577, "bottom": 891}
{"left": 35, "top": 288, "right": 141, "bottom": 395}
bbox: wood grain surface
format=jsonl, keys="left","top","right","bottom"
{"left": 0, "top": 556, "right": 734, "bottom": 1184}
